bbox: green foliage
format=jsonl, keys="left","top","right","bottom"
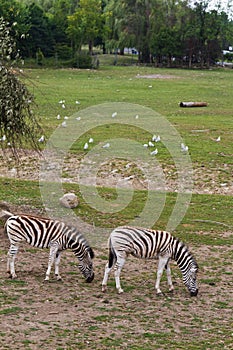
{"left": 26, "top": 3, "right": 55, "bottom": 57}
{"left": 0, "top": 18, "right": 42, "bottom": 157}
{"left": 0, "top": 0, "right": 232, "bottom": 66}
{"left": 36, "top": 47, "right": 44, "bottom": 65}
{"left": 55, "top": 44, "right": 72, "bottom": 60}
{"left": 67, "top": 0, "right": 104, "bottom": 54}
{"left": 224, "top": 52, "right": 233, "bottom": 61}
{"left": 71, "top": 52, "right": 93, "bottom": 68}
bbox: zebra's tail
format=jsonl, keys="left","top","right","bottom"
{"left": 108, "top": 238, "right": 117, "bottom": 268}
{"left": 0, "top": 209, "right": 14, "bottom": 235}
{"left": 0, "top": 209, "right": 14, "bottom": 220}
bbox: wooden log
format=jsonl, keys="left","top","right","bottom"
{"left": 180, "top": 101, "right": 207, "bottom": 107}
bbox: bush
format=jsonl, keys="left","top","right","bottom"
{"left": 72, "top": 53, "right": 92, "bottom": 69}
{"left": 55, "top": 44, "right": 72, "bottom": 60}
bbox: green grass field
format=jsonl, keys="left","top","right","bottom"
{"left": 0, "top": 61, "right": 233, "bottom": 349}
{"left": 11, "top": 63, "right": 233, "bottom": 235}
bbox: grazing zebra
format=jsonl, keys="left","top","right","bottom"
{"left": 4, "top": 212, "right": 94, "bottom": 282}
{"left": 102, "top": 226, "right": 198, "bottom": 296}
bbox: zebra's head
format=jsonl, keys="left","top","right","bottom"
{"left": 78, "top": 247, "right": 95, "bottom": 283}
{"left": 183, "top": 262, "right": 198, "bottom": 297}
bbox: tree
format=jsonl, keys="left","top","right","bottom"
{"left": 0, "top": 0, "right": 31, "bottom": 57}
{"left": 24, "top": 3, "right": 55, "bottom": 58}
{"left": 0, "top": 18, "right": 42, "bottom": 157}
{"left": 67, "top": 0, "right": 104, "bottom": 54}
{"left": 105, "top": 0, "right": 157, "bottom": 63}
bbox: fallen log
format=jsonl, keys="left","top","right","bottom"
{"left": 180, "top": 101, "right": 207, "bottom": 107}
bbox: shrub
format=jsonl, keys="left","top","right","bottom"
{"left": 72, "top": 53, "right": 92, "bottom": 69}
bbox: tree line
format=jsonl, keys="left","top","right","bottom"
{"left": 0, "top": 0, "right": 233, "bottom": 68}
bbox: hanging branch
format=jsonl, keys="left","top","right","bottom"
{"left": 0, "top": 17, "right": 43, "bottom": 159}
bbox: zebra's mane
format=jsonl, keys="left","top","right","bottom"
{"left": 65, "top": 227, "right": 94, "bottom": 258}
{"left": 173, "top": 238, "right": 198, "bottom": 270}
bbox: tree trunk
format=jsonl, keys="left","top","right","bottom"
{"left": 89, "top": 40, "right": 93, "bottom": 55}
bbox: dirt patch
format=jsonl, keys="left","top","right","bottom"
{"left": 0, "top": 150, "right": 232, "bottom": 195}
{"left": 0, "top": 225, "right": 233, "bottom": 349}
{"left": 136, "top": 74, "right": 179, "bottom": 79}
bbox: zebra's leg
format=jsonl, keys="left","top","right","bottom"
{"left": 165, "top": 259, "right": 174, "bottom": 292}
{"left": 155, "top": 255, "right": 169, "bottom": 294}
{"left": 54, "top": 251, "right": 62, "bottom": 281}
{"left": 7, "top": 244, "right": 19, "bottom": 279}
{"left": 102, "top": 262, "right": 113, "bottom": 292}
{"left": 45, "top": 243, "right": 58, "bottom": 281}
{"left": 114, "top": 253, "right": 126, "bottom": 294}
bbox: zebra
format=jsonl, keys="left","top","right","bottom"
{"left": 102, "top": 226, "right": 198, "bottom": 296}
{"left": 4, "top": 212, "right": 94, "bottom": 283}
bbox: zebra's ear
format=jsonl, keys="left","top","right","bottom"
{"left": 190, "top": 267, "right": 197, "bottom": 273}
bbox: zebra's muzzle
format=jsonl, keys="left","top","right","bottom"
{"left": 86, "top": 273, "right": 94, "bottom": 283}
{"left": 190, "top": 289, "right": 198, "bottom": 297}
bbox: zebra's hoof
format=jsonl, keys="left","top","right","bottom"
{"left": 56, "top": 275, "right": 62, "bottom": 281}
{"left": 156, "top": 291, "right": 163, "bottom": 296}
{"left": 118, "top": 288, "right": 124, "bottom": 294}
{"left": 102, "top": 285, "right": 107, "bottom": 293}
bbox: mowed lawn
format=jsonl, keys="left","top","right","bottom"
{"left": 0, "top": 61, "right": 233, "bottom": 349}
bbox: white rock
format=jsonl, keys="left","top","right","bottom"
{"left": 59, "top": 193, "right": 79, "bottom": 209}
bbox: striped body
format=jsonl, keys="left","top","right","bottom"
{"left": 5, "top": 214, "right": 94, "bottom": 282}
{"left": 102, "top": 226, "right": 198, "bottom": 296}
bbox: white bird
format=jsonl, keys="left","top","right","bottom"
{"left": 135, "top": 115, "right": 139, "bottom": 119}
{"left": 148, "top": 141, "right": 154, "bottom": 147}
{"left": 10, "top": 168, "right": 17, "bottom": 177}
{"left": 148, "top": 85, "right": 152, "bottom": 88}
{"left": 57, "top": 114, "right": 61, "bottom": 120}
{"left": 61, "top": 104, "right": 66, "bottom": 109}
{"left": 152, "top": 135, "right": 161, "bottom": 142}
{"left": 150, "top": 148, "right": 158, "bottom": 156}
{"left": 103, "top": 143, "right": 110, "bottom": 148}
{"left": 181, "top": 143, "right": 188, "bottom": 152}
{"left": 64, "top": 116, "right": 69, "bottom": 120}
{"left": 112, "top": 112, "right": 117, "bottom": 118}
{"left": 38, "top": 135, "right": 45, "bottom": 142}
{"left": 61, "top": 121, "right": 67, "bottom": 127}
{"left": 2, "top": 135, "right": 6, "bottom": 141}
{"left": 84, "top": 142, "right": 89, "bottom": 150}
{"left": 143, "top": 144, "right": 148, "bottom": 148}
{"left": 89, "top": 138, "right": 94, "bottom": 143}
{"left": 216, "top": 136, "right": 221, "bottom": 142}
{"left": 76, "top": 117, "right": 81, "bottom": 121}
{"left": 75, "top": 100, "right": 80, "bottom": 104}
{"left": 152, "top": 135, "right": 157, "bottom": 142}
{"left": 59, "top": 100, "right": 65, "bottom": 104}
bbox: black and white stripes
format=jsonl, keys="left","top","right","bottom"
{"left": 2, "top": 210, "right": 199, "bottom": 296}
{"left": 5, "top": 214, "right": 94, "bottom": 282}
{"left": 102, "top": 226, "right": 198, "bottom": 296}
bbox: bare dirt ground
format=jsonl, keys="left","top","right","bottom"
{"left": 0, "top": 150, "right": 232, "bottom": 195}
{"left": 0, "top": 223, "right": 233, "bottom": 350}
